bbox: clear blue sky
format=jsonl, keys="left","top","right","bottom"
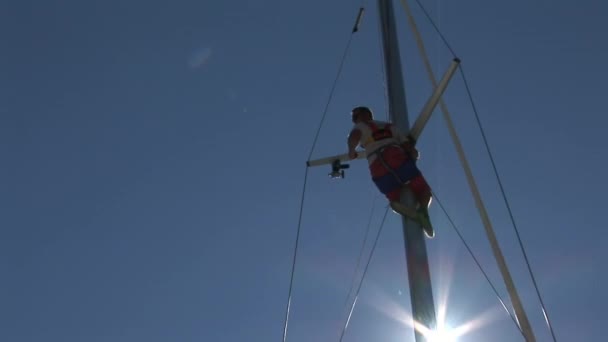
{"left": 2, "top": 1, "right": 607, "bottom": 341}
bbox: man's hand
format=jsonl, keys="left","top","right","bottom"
{"left": 402, "top": 141, "right": 419, "bottom": 160}
{"left": 348, "top": 149, "right": 358, "bottom": 159}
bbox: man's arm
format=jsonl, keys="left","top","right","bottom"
{"left": 347, "top": 129, "right": 362, "bottom": 159}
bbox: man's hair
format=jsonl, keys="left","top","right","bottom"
{"left": 352, "top": 106, "right": 373, "bottom": 119}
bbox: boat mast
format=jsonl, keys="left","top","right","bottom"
{"left": 377, "top": 0, "right": 436, "bottom": 340}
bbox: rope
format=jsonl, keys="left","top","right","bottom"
{"left": 339, "top": 208, "right": 390, "bottom": 342}
{"left": 282, "top": 9, "right": 365, "bottom": 342}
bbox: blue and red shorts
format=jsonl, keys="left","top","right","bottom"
{"left": 369, "top": 145, "right": 429, "bottom": 202}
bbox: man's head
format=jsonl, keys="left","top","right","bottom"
{"left": 351, "top": 106, "right": 373, "bottom": 123}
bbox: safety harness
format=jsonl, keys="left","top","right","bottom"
{"left": 364, "top": 121, "right": 410, "bottom": 185}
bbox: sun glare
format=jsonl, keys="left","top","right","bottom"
{"left": 365, "top": 254, "right": 504, "bottom": 341}
{"left": 414, "top": 319, "right": 459, "bottom": 342}
{"left": 425, "top": 327, "right": 458, "bottom": 342}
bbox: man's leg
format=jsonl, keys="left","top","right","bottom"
{"left": 409, "top": 174, "right": 435, "bottom": 238}
{"left": 409, "top": 174, "right": 431, "bottom": 208}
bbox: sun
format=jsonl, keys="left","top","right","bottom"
{"left": 415, "top": 319, "right": 458, "bottom": 342}
{"left": 425, "top": 327, "right": 458, "bottom": 342}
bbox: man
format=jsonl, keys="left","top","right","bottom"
{"left": 347, "top": 106, "right": 434, "bottom": 238}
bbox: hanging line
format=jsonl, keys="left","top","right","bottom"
{"left": 404, "top": 0, "right": 558, "bottom": 340}
{"left": 339, "top": 194, "right": 379, "bottom": 324}
{"left": 282, "top": 8, "right": 366, "bottom": 342}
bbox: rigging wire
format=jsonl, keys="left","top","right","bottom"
{"left": 431, "top": 191, "right": 525, "bottom": 337}
{"left": 407, "top": 0, "right": 558, "bottom": 340}
{"left": 282, "top": 8, "right": 365, "bottom": 342}
{"left": 410, "top": 0, "right": 457, "bottom": 58}
{"left": 339, "top": 208, "right": 390, "bottom": 342}
{"left": 337, "top": 195, "right": 527, "bottom": 340}
{"left": 458, "top": 66, "right": 558, "bottom": 342}
{"left": 306, "top": 21, "right": 361, "bottom": 161}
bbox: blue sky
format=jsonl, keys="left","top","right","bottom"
{"left": 2, "top": 0, "right": 607, "bottom": 341}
